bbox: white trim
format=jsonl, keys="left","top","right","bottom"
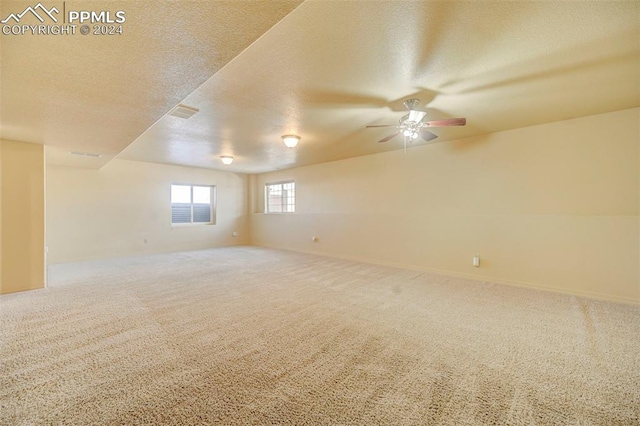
{"left": 252, "top": 243, "right": 640, "bottom": 306}
{"left": 170, "top": 183, "right": 216, "bottom": 225}
{"left": 265, "top": 180, "right": 295, "bottom": 214}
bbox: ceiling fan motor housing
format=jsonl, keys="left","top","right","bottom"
{"left": 403, "top": 98, "right": 421, "bottom": 110}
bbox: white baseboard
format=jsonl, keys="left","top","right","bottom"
{"left": 46, "top": 241, "right": 248, "bottom": 265}
{"left": 252, "top": 243, "right": 640, "bottom": 306}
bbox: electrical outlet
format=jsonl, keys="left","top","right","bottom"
{"left": 232, "top": 231, "right": 238, "bottom": 237}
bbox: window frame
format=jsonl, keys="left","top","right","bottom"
{"left": 170, "top": 183, "right": 216, "bottom": 226}
{"left": 265, "top": 180, "right": 296, "bottom": 214}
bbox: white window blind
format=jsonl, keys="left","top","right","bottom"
{"left": 265, "top": 181, "right": 295, "bottom": 213}
{"left": 171, "top": 184, "right": 215, "bottom": 224}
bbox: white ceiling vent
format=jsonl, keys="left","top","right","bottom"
{"left": 69, "top": 151, "right": 101, "bottom": 158}
{"left": 169, "top": 104, "right": 199, "bottom": 119}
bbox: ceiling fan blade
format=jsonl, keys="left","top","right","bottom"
{"left": 378, "top": 132, "right": 400, "bottom": 143}
{"left": 301, "top": 89, "right": 388, "bottom": 108}
{"left": 420, "top": 130, "right": 438, "bottom": 142}
{"left": 366, "top": 124, "right": 396, "bottom": 128}
{"left": 424, "top": 117, "right": 466, "bottom": 127}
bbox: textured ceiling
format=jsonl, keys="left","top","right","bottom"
{"left": 2, "top": 1, "right": 639, "bottom": 172}
{"left": 0, "top": 0, "right": 302, "bottom": 168}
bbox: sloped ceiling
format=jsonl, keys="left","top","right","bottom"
{"left": 0, "top": 0, "right": 303, "bottom": 168}
{"left": 2, "top": 1, "right": 639, "bottom": 173}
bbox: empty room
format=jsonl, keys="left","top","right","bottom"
{"left": 1, "top": 0, "right": 639, "bottom": 424}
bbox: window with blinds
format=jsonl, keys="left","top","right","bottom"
{"left": 171, "top": 184, "right": 215, "bottom": 225}
{"left": 265, "top": 181, "right": 295, "bottom": 213}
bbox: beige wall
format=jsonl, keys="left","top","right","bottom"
{"left": 251, "top": 108, "right": 640, "bottom": 303}
{"left": 0, "top": 140, "right": 46, "bottom": 294}
{"left": 0, "top": 141, "right": 2, "bottom": 291}
{"left": 47, "top": 159, "right": 250, "bottom": 263}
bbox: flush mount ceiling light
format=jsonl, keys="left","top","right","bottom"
{"left": 220, "top": 156, "right": 234, "bottom": 165}
{"left": 282, "top": 134, "right": 300, "bottom": 148}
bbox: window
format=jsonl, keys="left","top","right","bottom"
{"left": 265, "top": 181, "right": 295, "bottom": 213}
{"left": 171, "top": 184, "right": 215, "bottom": 224}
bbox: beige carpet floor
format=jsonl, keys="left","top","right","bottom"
{"left": 1, "top": 246, "right": 639, "bottom": 425}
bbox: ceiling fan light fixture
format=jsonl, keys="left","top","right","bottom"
{"left": 282, "top": 134, "right": 300, "bottom": 148}
{"left": 402, "top": 129, "right": 419, "bottom": 139}
{"left": 220, "top": 156, "right": 234, "bottom": 165}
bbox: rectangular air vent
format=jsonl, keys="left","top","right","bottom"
{"left": 69, "top": 151, "right": 102, "bottom": 158}
{"left": 169, "top": 104, "right": 199, "bottom": 119}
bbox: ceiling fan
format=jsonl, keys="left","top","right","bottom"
{"left": 366, "top": 99, "right": 466, "bottom": 149}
